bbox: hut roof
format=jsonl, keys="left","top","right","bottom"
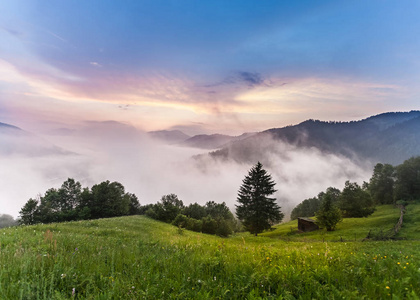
{"left": 297, "top": 217, "right": 317, "bottom": 223}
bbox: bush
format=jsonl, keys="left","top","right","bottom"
{"left": 215, "top": 219, "right": 233, "bottom": 237}
{"left": 172, "top": 214, "right": 190, "bottom": 228}
{"left": 201, "top": 216, "right": 217, "bottom": 235}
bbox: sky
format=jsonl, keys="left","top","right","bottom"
{"left": 1, "top": 1, "right": 420, "bottom": 135}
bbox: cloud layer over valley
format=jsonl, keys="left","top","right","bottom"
{"left": 1, "top": 121, "right": 371, "bottom": 219}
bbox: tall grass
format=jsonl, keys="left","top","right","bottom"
{"left": 0, "top": 207, "right": 419, "bottom": 299}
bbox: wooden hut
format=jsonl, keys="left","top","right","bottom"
{"left": 297, "top": 217, "right": 319, "bottom": 232}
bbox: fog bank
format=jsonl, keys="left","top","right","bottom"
{"left": 0, "top": 121, "right": 372, "bottom": 219}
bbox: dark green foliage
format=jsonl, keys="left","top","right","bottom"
{"left": 128, "top": 193, "right": 141, "bottom": 215}
{"left": 150, "top": 194, "right": 184, "bottom": 223}
{"left": 205, "top": 201, "right": 233, "bottom": 220}
{"left": 18, "top": 198, "right": 39, "bottom": 225}
{"left": 172, "top": 214, "right": 190, "bottom": 228}
{"left": 369, "top": 163, "right": 395, "bottom": 204}
{"left": 291, "top": 187, "right": 340, "bottom": 220}
{"left": 318, "top": 187, "right": 341, "bottom": 204}
{"left": 89, "top": 181, "right": 131, "bottom": 218}
{"left": 291, "top": 197, "right": 321, "bottom": 220}
{"left": 148, "top": 197, "right": 235, "bottom": 237}
{"left": 215, "top": 218, "right": 233, "bottom": 237}
{"left": 236, "top": 162, "right": 284, "bottom": 235}
{"left": 201, "top": 216, "right": 218, "bottom": 234}
{"left": 339, "top": 181, "right": 375, "bottom": 217}
{"left": 394, "top": 156, "right": 420, "bottom": 201}
{"left": 58, "top": 178, "right": 82, "bottom": 212}
{"left": 37, "top": 188, "right": 62, "bottom": 223}
{"left": 183, "top": 202, "right": 207, "bottom": 219}
{"left": 139, "top": 203, "right": 155, "bottom": 215}
{"left": 172, "top": 213, "right": 205, "bottom": 234}
{"left": 315, "top": 193, "right": 342, "bottom": 231}
{"left": 18, "top": 178, "right": 140, "bottom": 225}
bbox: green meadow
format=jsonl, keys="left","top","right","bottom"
{"left": 1, "top": 205, "right": 419, "bottom": 299}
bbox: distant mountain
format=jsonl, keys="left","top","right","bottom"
{"left": 179, "top": 133, "right": 255, "bottom": 150}
{"left": 148, "top": 129, "right": 256, "bottom": 150}
{"left": 148, "top": 130, "right": 191, "bottom": 144}
{"left": 209, "top": 111, "right": 420, "bottom": 166}
{"left": 0, "top": 122, "right": 72, "bottom": 156}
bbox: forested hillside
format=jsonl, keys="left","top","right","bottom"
{"left": 210, "top": 111, "right": 420, "bottom": 165}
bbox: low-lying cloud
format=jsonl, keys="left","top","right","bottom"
{"left": 1, "top": 121, "right": 372, "bottom": 220}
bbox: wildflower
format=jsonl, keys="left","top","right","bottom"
{"left": 397, "top": 262, "right": 400, "bottom": 265}
{"left": 72, "top": 288, "right": 75, "bottom": 296}
{"left": 406, "top": 263, "right": 409, "bottom": 265}
{"left": 61, "top": 274, "right": 66, "bottom": 279}
{"left": 386, "top": 286, "right": 390, "bottom": 290}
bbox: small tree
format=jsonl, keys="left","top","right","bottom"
{"left": 19, "top": 198, "right": 39, "bottom": 225}
{"left": 236, "top": 162, "right": 284, "bottom": 236}
{"left": 153, "top": 194, "right": 184, "bottom": 223}
{"left": 315, "top": 193, "right": 342, "bottom": 231}
{"left": 128, "top": 193, "right": 141, "bottom": 215}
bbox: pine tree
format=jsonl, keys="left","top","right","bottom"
{"left": 236, "top": 162, "right": 284, "bottom": 235}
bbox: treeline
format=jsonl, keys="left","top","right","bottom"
{"left": 291, "top": 182, "right": 374, "bottom": 220}
{"left": 291, "top": 156, "right": 420, "bottom": 220}
{"left": 19, "top": 178, "right": 141, "bottom": 225}
{"left": 141, "top": 194, "right": 238, "bottom": 237}
{"left": 18, "top": 178, "right": 237, "bottom": 237}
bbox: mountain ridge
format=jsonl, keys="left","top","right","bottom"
{"left": 209, "top": 110, "right": 420, "bottom": 165}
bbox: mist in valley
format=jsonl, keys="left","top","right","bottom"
{"left": 1, "top": 121, "right": 372, "bottom": 220}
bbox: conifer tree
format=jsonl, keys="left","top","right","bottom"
{"left": 236, "top": 162, "right": 284, "bottom": 235}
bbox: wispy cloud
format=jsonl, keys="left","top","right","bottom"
{"left": 89, "top": 62, "right": 102, "bottom": 68}
{"left": 0, "top": 54, "right": 412, "bottom": 135}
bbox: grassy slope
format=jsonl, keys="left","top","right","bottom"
{"left": 0, "top": 206, "right": 419, "bottom": 299}
{"left": 261, "top": 205, "right": 403, "bottom": 242}
{"left": 397, "top": 203, "right": 420, "bottom": 240}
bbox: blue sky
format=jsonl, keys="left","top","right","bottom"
{"left": 1, "top": 1, "right": 420, "bottom": 134}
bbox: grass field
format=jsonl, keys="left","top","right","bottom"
{"left": 1, "top": 205, "right": 419, "bottom": 299}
